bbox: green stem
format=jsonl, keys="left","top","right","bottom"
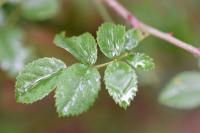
{"left": 95, "top": 52, "right": 132, "bottom": 69}
{"left": 95, "top": 0, "right": 113, "bottom": 22}
{"left": 95, "top": 61, "right": 114, "bottom": 69}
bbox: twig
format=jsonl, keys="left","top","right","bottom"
{"left": 103, "top": 0, "right": 200, "bottom": 57}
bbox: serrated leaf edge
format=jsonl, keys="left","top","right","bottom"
{"left": 54, "top": 65, "right": 101, "bottom": 117}
{"left": 15, "top": 57, "right": 66, "bottom": 104}
{"left": 104, "top": 61, "right": 138, "bottom": 109}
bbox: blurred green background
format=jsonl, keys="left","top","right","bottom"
{"left": 0, "top": 0, "right": 200, "bottom": 133}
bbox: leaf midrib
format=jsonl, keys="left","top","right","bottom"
{"left": 20, "top": 69, "right": 63, "bottom": 92}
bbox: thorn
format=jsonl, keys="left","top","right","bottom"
{"left": 127, "top": 14, "right": 133, "bottom": 21}
{"left": 127, "top": 14, "right": 140, "bottom": 28}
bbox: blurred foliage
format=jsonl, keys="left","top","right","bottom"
{"left": 0, "top": 26, "right": 30, "bottom": 76}
{"left": 0, "top": 0, "right": 200, "bottom": 133}
{"left": 0, "top": 0, "right": 61, "bottom": 76}
{"left": 21, "top": 0, "right": 59, "bottom": 21}
{"left": 159, "top": 71, "right": 200, "bottom": 109}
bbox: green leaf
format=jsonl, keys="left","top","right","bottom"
{"left": 104, "top": 61, "right": 137, "bottom": 109}
{"left": 124, "top": 53, "right": 155, "bottom": 71}
{"left": 124, "top": 29, "right": 142, "bottom": 51}
{"left": 159, "top": 71, "right": 200, "bottom": 109}
{"left": 54, "top": 32, "right": 97, "bottom": 65}
{"left": 55, "top": 64, "right": 101, "bottom": 117}
{"left": 0, "top": 26, "right": 30, "bottom": 76}
{"left": 21, "top": 0, "right": 59, "bottom": 20}
{"left": 16, "top": 57, "right": 66, "bottom": 104}
{"left": 97, "top": 23, "right": 125, "bottom": 58}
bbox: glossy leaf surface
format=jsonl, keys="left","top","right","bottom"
{"left": 55, "top": 64, "right": 101, "bottom": 116}
{"left": 16, "top": 57, "right": 66, "bottom": 103}
{"left": 97, "top": 23, "right": 125, "bottom": 58}
{"left": 124, "top": 53, "right": 155, "bottom": 71}
{"left": 104, "top": 61, "right": 137, "bottom": 108}
{"left": 54, "top": 32, "right": 97, "bottom": 65}
{"left": 124, "top": 29, "right": 142, "bottom": 51}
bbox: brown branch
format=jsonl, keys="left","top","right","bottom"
{"left": 103, "top": 0, "right": 200, "bottom": 57}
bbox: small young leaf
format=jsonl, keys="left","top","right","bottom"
{"left": 21, "top": 0, "right": 59, "bottom": 20}
{"left": 55, "top": 64, "right": 101, "bottom": 117}
{"left": 54, "top": 32, "right": 97, "bottom": 65}
{"left": 124, "top": 29, "right": 142, "bottom": 51}
{"left": 159, "top": 71, "right": 200, "bottom": 109}
{"left": 124, "top": 53, "right": 155, "bottom": 71}
{"left": 0, "top": 26, "right": 30, "bottom": 76}
{"left": 97, "top": 23, "right": 125, "bottom": 58}
{"left": 104, "top": 61, "right": 137, "bottom": 109}
{"left": 16, "top": 57, "right": 66, "bottom": 104}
